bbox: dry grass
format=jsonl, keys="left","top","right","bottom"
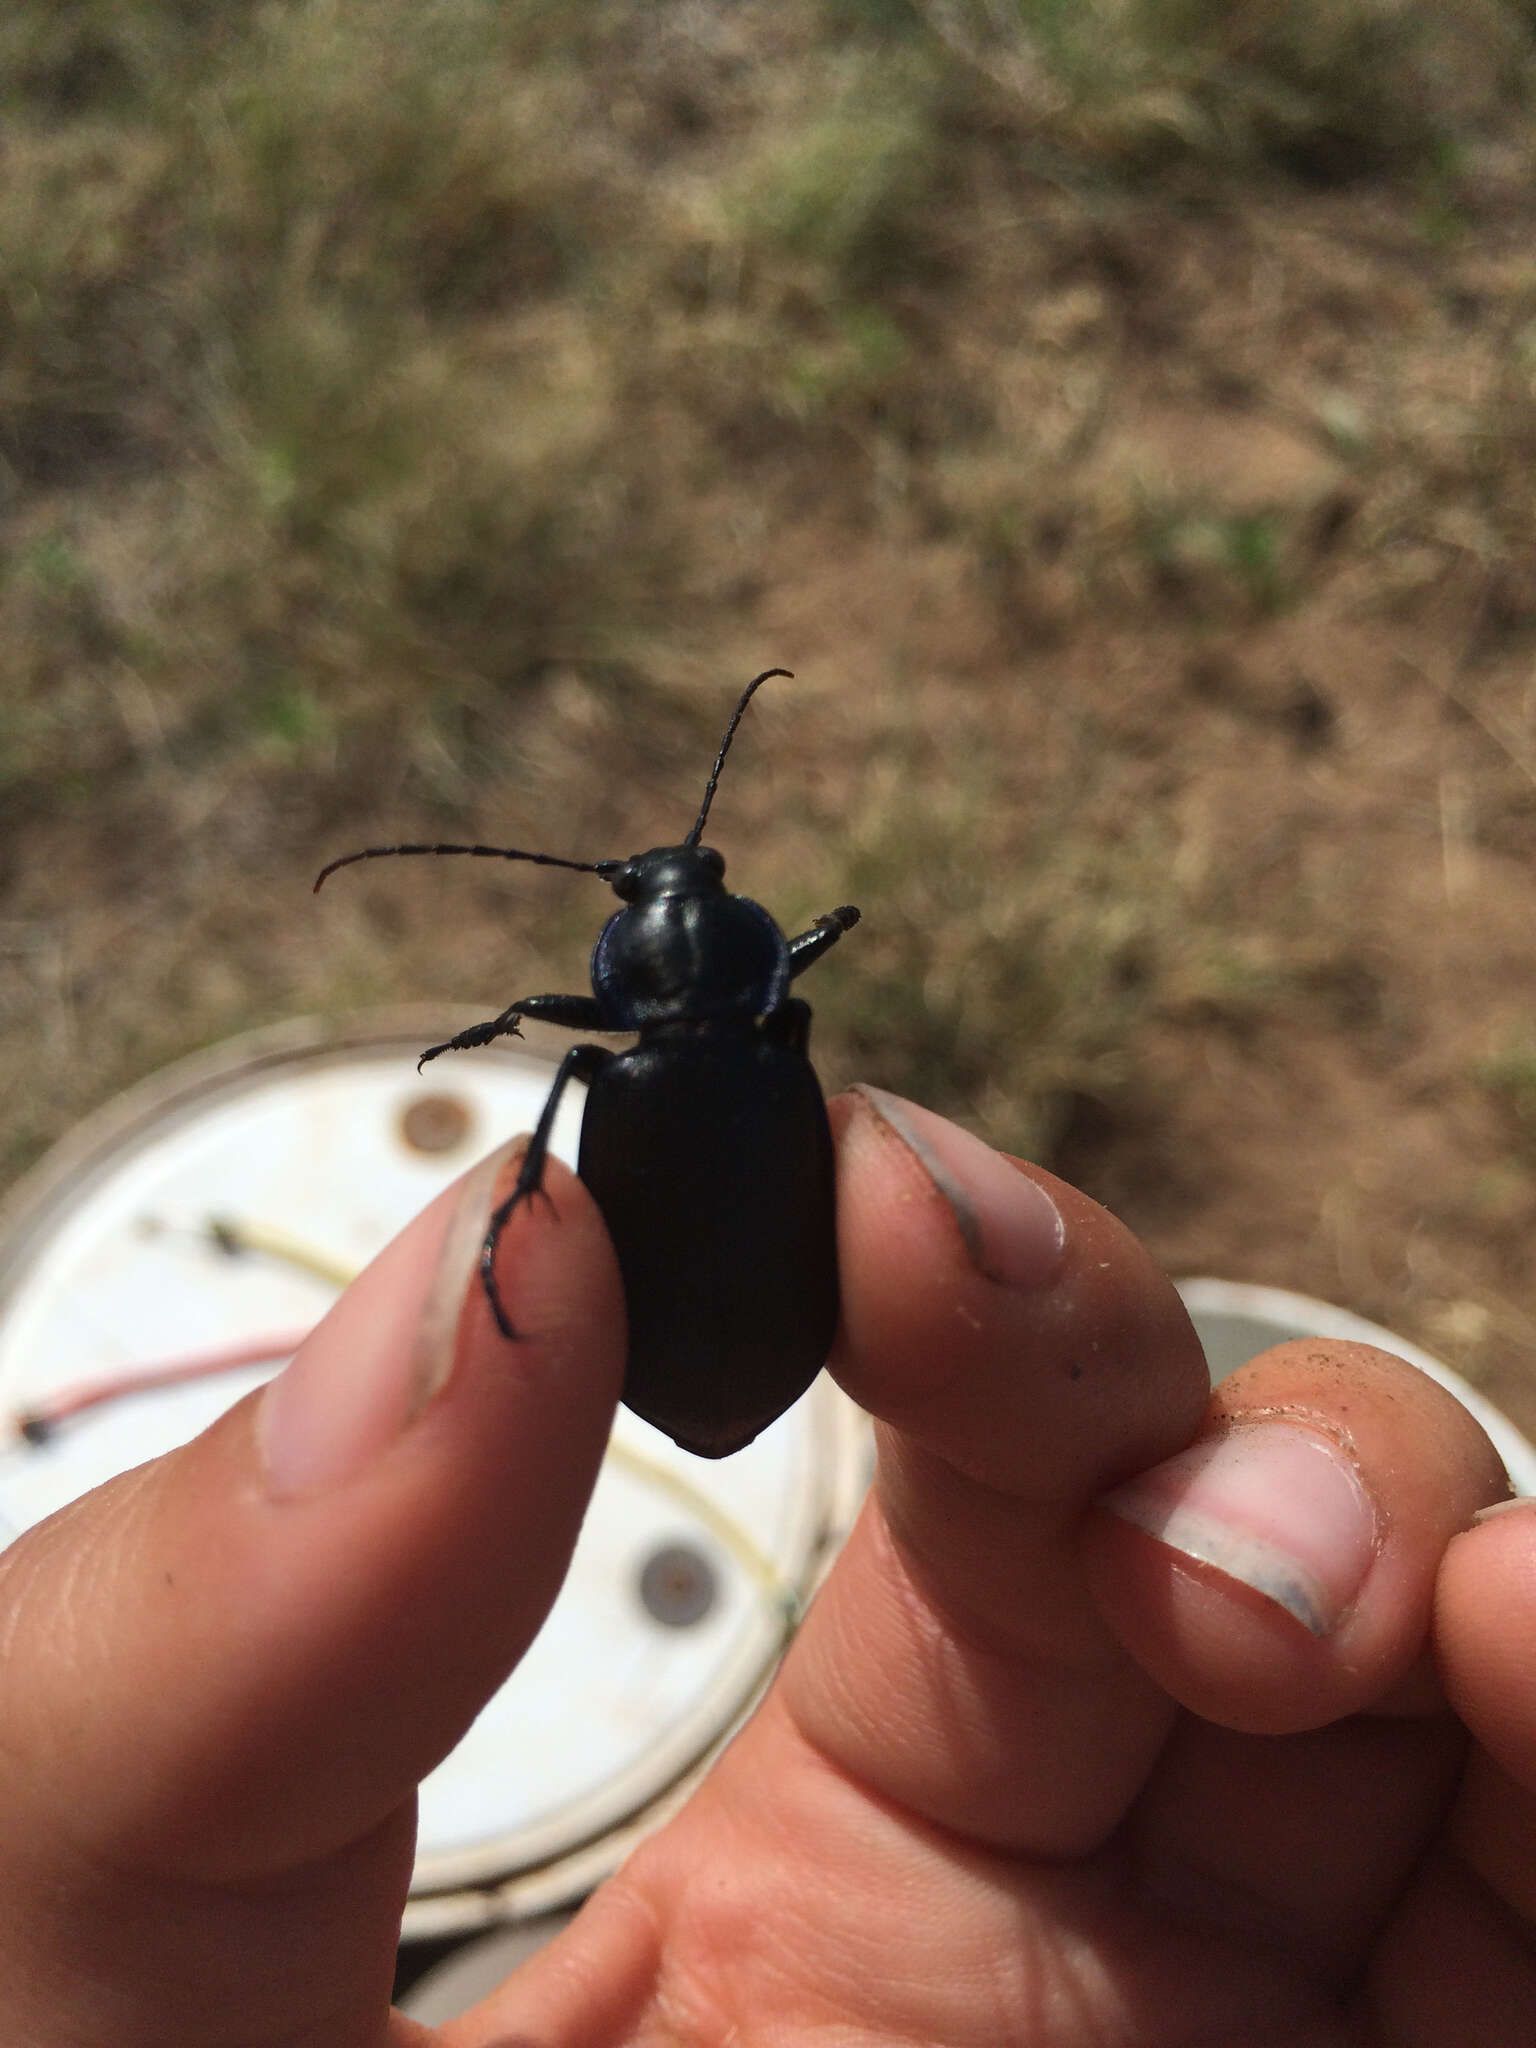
{"left": 915, "top": 0, "right": 1533, "bottom": 177}
{"left": 5, "top": 0, "right": 1536, "bottom": 1427}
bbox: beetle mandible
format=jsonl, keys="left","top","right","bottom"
{"left": 315, "top": 669, "right": 860, "bottom": 1457}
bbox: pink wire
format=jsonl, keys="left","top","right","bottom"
{"left": 15, "top": 1329, "right": 315, "bottom": 1438}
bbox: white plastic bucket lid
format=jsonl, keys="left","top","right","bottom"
{"left": 1177, "top": 1276, "right": 1536, "bottom": 1496}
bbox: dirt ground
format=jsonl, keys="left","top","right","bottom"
{"left": 752, "top": 179, "right": 1536, "bottom": 1449}
{"left": 762, "top": 531, "right": 1536, "bottom": 1448}
{"left": 5, "top": 157, "right": 1536, "bottom": 1454}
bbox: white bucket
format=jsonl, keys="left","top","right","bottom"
{"left": 0, "top": 1014, "right": 871, "bottom": 1938}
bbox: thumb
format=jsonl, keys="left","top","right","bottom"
{"left": 0, "top": 1144, "right": 624, "bottom": 2048}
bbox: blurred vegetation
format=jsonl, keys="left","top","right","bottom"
{"left": 3, "top": 0, "right": 1536, "bottom": 1225}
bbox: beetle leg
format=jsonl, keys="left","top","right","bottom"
{"left": 481, "top": 1041, "right": 612, "bottom": 1339}
{"left": 761, "top": 996, "right": 814, "bottom": 1057}
{"left": 503, "top": 992, "right": 610, "bottom": 1031}
{"left": 786, "top": 904, "right": 860, "bottom": 977}
{"left": 416, "top": 992, "right": 607, "bottom": 1072}
{"left": 416, "top": 1002, "right": 526, "bottom": 1072}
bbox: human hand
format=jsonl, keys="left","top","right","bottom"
{"left": 0, "top": 1090, "right": 1529, "bottom": 2046}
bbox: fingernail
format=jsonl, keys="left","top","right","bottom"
{"left": 260, "top": 1140, "right": 521, "bottom": 1499}
{"left": 1472, "top": 1493, "right": 1535, "bottom": 1524}
{"left": 1098, "top": 1423, "right": 1380, "bottom": 1636}
{"left": 851, "top": 1085, "right": 1066, "bottom": 1290}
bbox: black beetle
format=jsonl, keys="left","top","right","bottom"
{"left": 315, "top": 669, "right": 860, "bottom": 1457}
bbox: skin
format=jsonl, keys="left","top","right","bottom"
{"left": 0, "top": 1088, "right": 1531, "bottom": 2046}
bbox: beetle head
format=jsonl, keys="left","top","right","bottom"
{"left": 607, "top": 844, "right": 726, "bottom": 903}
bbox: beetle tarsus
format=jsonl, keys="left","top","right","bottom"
{"left": 477, "top": 1041, "right": 610, "bottom": 1340}
{"left": 480, "top": 1228, "right": 520, "bottom": 1340}
{"left": 480, "top": 1168, "right": 563, "bottom": 1339}
{"left": 416, "top": 1008, "right": 527, "bottom": 1072}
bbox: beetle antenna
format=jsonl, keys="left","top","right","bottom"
{"left": 313, "top": 843, "right": 618, "bottom": 893}
{"left": 684, "top": 668, "right": 793, "bottom": 848}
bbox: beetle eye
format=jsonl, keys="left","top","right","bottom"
{"left": 609, "top": 861, "right": 640, "bottom": 901}
{"left": 699, "top": 847, "right": 725, "bottom": 880}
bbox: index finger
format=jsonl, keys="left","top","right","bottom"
{"left": 781, "top": 1087, "right": 1210, "bottom": 1857}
